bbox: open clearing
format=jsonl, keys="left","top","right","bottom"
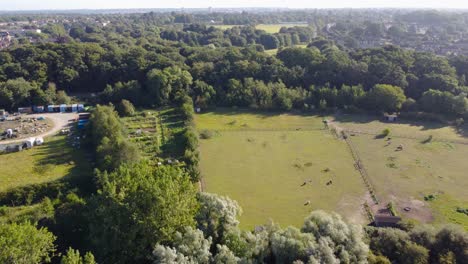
{"left": 0, "top": 134, "right": 91, "bottom": 193}
{"left": 198, "top": 110, "right": 468, "bottom": 229}
{"left": 334, "top": 114, "right": 468, "bottom": 228}
{"left": 212, "top": 23, "right": 308, "bottom": 33}
{"left": 197, "top": 110, "right": 366, "bottom": 229}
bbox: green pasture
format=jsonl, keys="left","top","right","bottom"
{"left": 0, "top": 135, "right": 91, "bottom": 193}
{"left": 212, "top": 23, "right": 308, "bottom": 33}
{"left": 336, "top": 115, "right": 468, "bottom": 228}
{"left": 196, "top": 110, "right": 366, "bottom": 229}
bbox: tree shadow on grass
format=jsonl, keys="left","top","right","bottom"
{"left": 0, "top": 137, "right": 94, "bottom": 207}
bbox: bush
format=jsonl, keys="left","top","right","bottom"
{"left": 117, "top": 99, "right": 136, "bottom": 117}
{"left": 199, "top": 130, "right": 214, "bottom": 139}
{"left": 380, "top": 128, "right": 391, "bottom": 138}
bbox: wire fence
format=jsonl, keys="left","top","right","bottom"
{"left": 342, "top": 130, "right": 380, "bottom": 205}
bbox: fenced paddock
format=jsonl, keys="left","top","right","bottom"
{"left": 196, "top": 110, "right": 366, "bottom": 229}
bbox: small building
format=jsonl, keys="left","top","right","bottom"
{"left": 78, "top": 104, "right": 85, "bottom": 112}
{"left": 77, "top": 119, "right": 89, "bottom": 129}
{"left": 34, "top": 106, "right": 45, "bottom": 113}
{"left": 78, "top": 113, "right": 90, "bottom": 120}
{"left": 18, "top": 107, "right": 33, "bottom": 114}
{"left": 71, "top": 104, "right": 78, "bottom": 112}
{"left": 0, "top": 109, "right": 6, "bottom": 116}
{"left": 59, "top": 104, "right": 67, "bottom": 113}
{"left": 48, "top": 105, "right": 55, "bottom": 112}
{"left": 374, "top": 214, "right": 401, "bottom": 227}
{"left": 384, "top": 113, "right": 398, "bottom": 122}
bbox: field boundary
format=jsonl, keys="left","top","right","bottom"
{"left": 342, "top": 131, "right": 379, "bottom": 205}
{"left": 200, "top": 128, "right": 326, "bottom": 132}
{"left": 344, "top": 129, "right": 468, "bottom": 146}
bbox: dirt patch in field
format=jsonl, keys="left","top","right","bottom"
{"left": 396, "top": 197, "right": 434, "bottom": 223}
{"left": 336, "top": 194, "right": 368, "bottom": 225}
{"left": 369, "top": 194, "right": 434, "bottom": 223}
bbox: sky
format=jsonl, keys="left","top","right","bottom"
{"left": 1, "top": 0, "right": 468, "bottom": 10}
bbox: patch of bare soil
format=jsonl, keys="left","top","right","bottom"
{"left": 336, "top": 194, "right": 368, "bottom": 225}
{"left": 396, "top": 197, "right": 434, "bottom": 223}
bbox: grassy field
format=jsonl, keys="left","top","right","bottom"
{"left": 335, "top": 114, "right": 468, "bottom": 228}
{"left": 212, "top": 23, "right": 308, "bottom": 33}
{"left": 197, "top": 110, "right": 366, "bottom": 229}
{"left": 264, "top": 44, "right": 308, "bottom": 55}
{"left": 0, "top": 135, "right": 91, "bottom": 193}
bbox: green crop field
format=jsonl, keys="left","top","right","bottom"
{"left": 334, "top": 115, "right": 468, "bottom": 228}
{"left": 196, "top": 110, "right": 366, "bottom": 229}
{"left": 0, "top": 135, "right": 91, "bottom": 193}
{"left": 122, "top": 108, "right": 186, "bottom": 161}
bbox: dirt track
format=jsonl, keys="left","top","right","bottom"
{"left": 0, "top": 113, "right": 78, "bottom": 144}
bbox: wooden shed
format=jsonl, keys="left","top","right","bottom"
{"left": 374, "top": 214, "right": 401, "bottom": 227}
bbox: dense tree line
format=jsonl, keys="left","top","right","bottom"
{"left": 0, "top": 35, "right": 467, "bottom": 118}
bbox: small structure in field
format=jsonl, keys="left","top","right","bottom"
{"left": 374, "top": 214, "right": 401, "bottom": 227}
{"left": 23, "top": 137, "right": 36, "bottom": 149}
{"left": 384, "top": 113, "right": 398, "bottom": 122}
{"left": 18, "top": 107, "right": 33, "bottom": 114}
{"left": 35, "top": 137, "right": 44, "bottom": 146}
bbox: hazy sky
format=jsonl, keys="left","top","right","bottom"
{"left": 2, "top": 0, "right": 468, "bottom": 10}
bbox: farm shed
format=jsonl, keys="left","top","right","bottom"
{"left": 35, "top": 106, "right": 45, "bottom": 113}
{"left": 60, "top": 104, "right": 67, "bottom": 113}
{"left": 71, "top": 104, "right": 78, "bottom": 112}
{"left": 374, "top": 214, "right": 401, "bottom": 227}
{"left": 18, "top": 107, "right": 32, "bottom": 114}
{"left": 384, "top": 113, "right": 398, "bottom": 122}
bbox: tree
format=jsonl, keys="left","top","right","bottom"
{"left": 196, "top": 193, "right": 242, "bottom": 246}
{"left": 87, "top": 104, "right": 140, "bottom": 170}
{"left": 0, "top": 222, "right": 56, "bottom": 264}
{"left": 117, "top": 99, "right": 136, "bottom": 117}
{"left": 87, "top": 162, "right": 199, "bottom": 263}
{"left": 365, "top": 84, "right": 406, "bottom": 112}
{"left": 60, "top": 248, "right": 96, "bottom": 264}
{"left": 0, "top": 78, "right": 36, "bottom": 110}
{"left": 56, "top": 90, "right": 71, "bottom": 104}
{"left": 153, "top": 227, "right": 212, "bottom": 264}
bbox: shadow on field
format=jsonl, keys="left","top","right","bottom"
{"left": 0, "top": 137, "right": 94, "bottom": 207}
{"left": 200, "top": 107, "right": 329, "bottom": 119}
{"left": 332, "top": 113, "right": 464, "bottom": 133}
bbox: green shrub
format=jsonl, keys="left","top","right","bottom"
{"left": 117, "top": 99, "right": 136, "bottom": 117}
{"left": 199, "top": 130, "right": 214, "bottom": 139}
{"left": 381, "top": 128, "right": 391, "bottom": 137}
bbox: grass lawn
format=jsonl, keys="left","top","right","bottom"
{"left": 264, "top": 44, "right": 308, "bottom": 56}
{"left": 212, "top": 23, "right": 308, "bottom": 33}
{"left": 256, "top": 24, "right": 309, "bottom": 33}
{"left": 197, "top": 110, "right": 366, "bottom": 229}
{"left": 335, "top": 115, "right": 468, "bottom": 228}
{"left": 0, "top": 135, "right": 91, "bottom": 193}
